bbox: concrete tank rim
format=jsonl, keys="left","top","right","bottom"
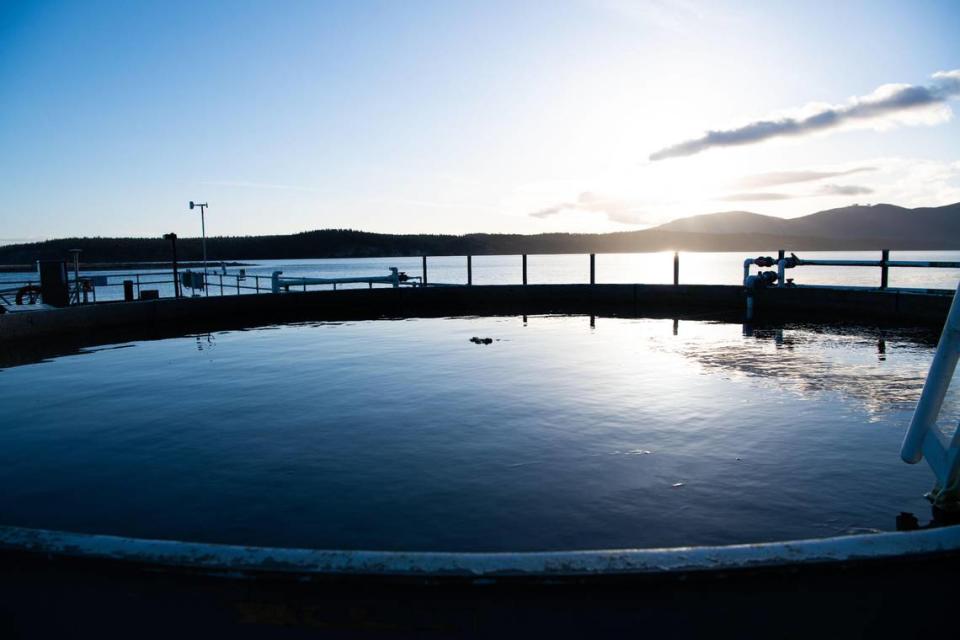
{"left": 1, "top": 524, "right": 959, "bottom": 580}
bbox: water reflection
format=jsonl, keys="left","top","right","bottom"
{"left": 195, "top": 333, "right": 215, "bottom": 351}
{"left": 671, "top": 322, "right": 940, "bottom": 418}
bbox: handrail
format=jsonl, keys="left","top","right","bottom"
{"left": 5, "top": 250, "right": 957, "bottom": 305}
{"left": 742, "top": 250, "right": 960, "bottom": 289}
{"left": 900, "top": 279, "right": 960, "bottom": 508}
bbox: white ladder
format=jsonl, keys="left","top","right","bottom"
{"left": 901, "top": 281, "right": 960, "bottom": 508}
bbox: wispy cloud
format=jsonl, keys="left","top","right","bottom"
{"left": 717, "top": 192, "right": 795, "bottom": 201}
{"left": 817, "top": 184, "right": 873, "bottom": 196}
{"left": 719, "top": 184, "right": 874, "bottom": 202}
{"left": 650, "top": 69, "right": 960, "bottom": 161}
{"left": 530, "top": 192, "right": 648, "bottom": 225}
{"left": 737, "top": 166, "right": 877, "bottom": 188}
{"left": 201, "top": 180, "right": 322, "bottom": 192}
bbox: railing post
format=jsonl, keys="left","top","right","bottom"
{"left": 673, "top": 251, "right": 679, "bottom": 286}
{"left": 467, "top": 255, "right": 472, "bottom": 286}
{"left": 135, "top": 274, "right": 141, "bottom": 298}
{"left": 219, "top": 273, "right": 224, "bottom": 296}
{"left": 777, "top": 249, "right": 786, "bottom": 288}
{"left": 422, "top": 256, "right": 428, "bottom": 286}
{"left": 881, "top": 249, "right": 890, "bottom": 289}
{"left": 236, "top": 276, "right": 240, "bottom": 295}
{"left": 522, "top": 254, "right": 527, "bottom": 285}
{"left": 590, "top": 253, "right": 595, "bottom": 285}
{"left": 255, "top": 276, "right": 260, "bottom": 294}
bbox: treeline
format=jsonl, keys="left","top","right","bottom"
{"left": 0, "top": 227, "right": 909, "bottom": 265}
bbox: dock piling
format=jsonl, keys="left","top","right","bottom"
{"left": 673, "top": 252, "right": 679, "bottom": 286}
{"left": 422, "top": 256, "right": 428, "bottom": 286}
{"left": 590, "top": 254, "right": 595, "bottom": 285}
{"left": 467, "top": 255, "right": 472, "bottom": 286}
{"left": 522, "top": 254, "right": 528, "bottom": 285}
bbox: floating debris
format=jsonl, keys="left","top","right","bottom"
{"left": 469, "top": 337, "right": 494, "bottom": 345}
{"left": 672, "top": 482, "right": 685, "bottom": 488}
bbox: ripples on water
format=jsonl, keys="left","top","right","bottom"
{"left": 0, "top": 316, "right": 952, "bottom": 550}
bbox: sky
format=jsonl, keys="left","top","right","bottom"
{"left": 1, "top": 0, "right": 959, "bottom": 242}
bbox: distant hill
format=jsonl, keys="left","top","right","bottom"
{"left": 654, "top": 211, "right": 795, "bottom": 236}
{"left": 651, "top": 203, "right": 960, "bottom": 245}
{"left": 0, "top": 202, "right": 956, "bottom": 265}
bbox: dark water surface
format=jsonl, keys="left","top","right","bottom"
{"left": 0, "top": 316, "right": 952, "bottom": 551}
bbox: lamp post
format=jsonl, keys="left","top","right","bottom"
{"left": 189, "top": 201, "right": 208, "bottom": 296}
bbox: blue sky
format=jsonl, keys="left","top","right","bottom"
{"left": 1, "top": 0, "right": 958, "bottom": 242}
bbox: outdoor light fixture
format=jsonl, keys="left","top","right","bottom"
{"left": 189, "top": 201, "right": 209, "bottom": 296}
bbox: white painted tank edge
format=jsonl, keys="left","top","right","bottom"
{"left": 1, "top": 525, "right": 959, "bottom": 577}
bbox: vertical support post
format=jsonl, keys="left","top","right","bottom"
{"left": 255, "top": 276, "right": 260, "bottom": 294}
{"left": 236, "top": 276, "right": 240, "bottom": 295}
{"left": 422, "top": 256, "right": 428, "bottom": 286}
{"left": 881, "top": 249, "right": 890, "bottom": 289}
{"left": 673, "top": 251, "right": 679, "bottom": 286}
{"left": 522, "top": 254, "right": 527, "bottom": 285}
{"left": 219, "top": 273, "right": 224, "bottom": 296}
{"left": 164, "top": 233, "right": 180, "bottom": 298}
{"left": 773, "top": 249, "right": 784, "bottom": 288}
{"left": 271, "top": 271, "right": 282, "bottom": 294}
{"left": 467, "top": 255, "right": 472, "bottom": 286}
{"left": 590, "top": 253, "right": 596, "bottom": 285}
{"left": 777, "top": 249, "right": 786, "bottom": 288}
{"left": 136, "top": 274, "right": 141, "bottom": 298}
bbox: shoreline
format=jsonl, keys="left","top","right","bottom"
{"left": 0, "top": 261, "right": 251, "bottom": 273}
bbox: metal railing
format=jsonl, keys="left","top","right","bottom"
{"left": 3, "top": 250, "right": 958, "bottom": 308}
{"left": 744, "top": 250, "right": 960, "bottom": 291}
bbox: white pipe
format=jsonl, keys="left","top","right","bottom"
{"left": 272, "top": 269, "right": 402, "bottom": 293}
{"left": 901, "top": 280, "right": 960, "bottom": 465}
{"left": 271, "top": 271, "right": 283, "bottom": 294}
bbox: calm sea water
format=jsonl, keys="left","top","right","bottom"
{"left": 2, "top": 251, "right": 958, "bottom": 301}
{"left": 0, "top": 316, "right": 951, "bottom": 551}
